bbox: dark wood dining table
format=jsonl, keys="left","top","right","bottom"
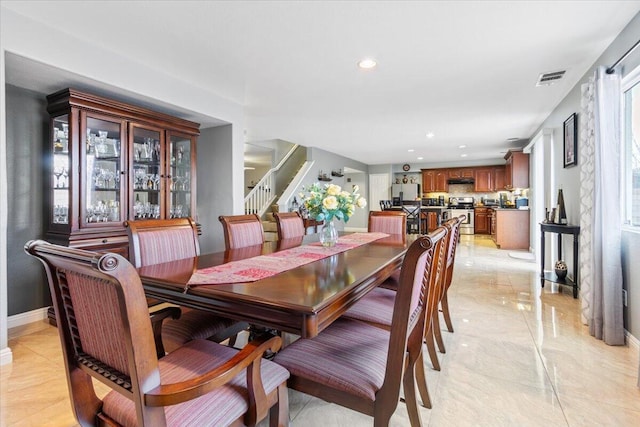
{"left": 138, "top": 233, "right": 411, "bottom": 338}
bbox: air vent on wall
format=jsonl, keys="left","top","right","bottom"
{"left": 536, "top": 70, "right": 566, "bottom": 86}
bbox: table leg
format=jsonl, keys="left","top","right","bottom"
{"left": 573, "top": 233, "right": 579, "bottom": 298}
{"left": 540, "top": 230, "right": 545, "bottom": 288}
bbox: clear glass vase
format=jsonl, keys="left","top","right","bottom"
{"left": 319, "top": 220, "right": 338, "bottom": 247}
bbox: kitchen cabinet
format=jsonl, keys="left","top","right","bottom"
{"left": 492, "top": 209, "right": 530, "bottom": 249}
{"left": 448, "top": 168, "right": 474, "bottom": 179}
{"left": 426, "top": 211, "right": 440, "bottom": 232}
{"left": 474, "top": 166, "right": 506, "bottom": 192}
{"left": 422, "top": 169, "right": 448, "bottom": 192}
{"left": 493, "top": 166, "right": 506, "bottom": 191}
{"left": 504, "top": 150, "right": 529, "bottom": 189}
{"left": 474, "top": 168, "right": 493, "bottom": 192}
{"left": 45, "top": 88, "right": 200, "bottom": 256}
{"left": 474, "top": 207, "right": 490, "bottom": 234}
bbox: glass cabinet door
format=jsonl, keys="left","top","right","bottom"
{"left": 51, "top": 114, "right": 70, "bottom": 225}
{"left": 168, "top": 133, "right": 193, "bottom": 218}
{"left": 83, "top": 115, "right": 125, "bottom": 226}
{"left": 131, "top": 124, "right": 163, "bottom": 219}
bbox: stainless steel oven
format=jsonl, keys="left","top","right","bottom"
{"left": 446, "top": 208, "right": 474, "bottom": 234}
{"left": 446, "top": 197, "right": 475, "bottom": 235}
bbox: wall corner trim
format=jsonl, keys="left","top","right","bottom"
{"left": 0, "top": 347, "right": 13, "bottom": 366}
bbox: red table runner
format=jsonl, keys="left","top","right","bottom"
{"left": 187, "top": 232, "right": 388, "bottom": 285}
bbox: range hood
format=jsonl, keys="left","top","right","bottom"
{"left": 447, "top": 178, "right": 475, "bottom": 184}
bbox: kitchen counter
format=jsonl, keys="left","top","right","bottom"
{"left": 492, "top": 209, "right": 530, "bottom": 249}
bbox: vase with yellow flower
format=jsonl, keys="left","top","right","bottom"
{"left": 300, "top": 183, "right": 367, "bottom": 247}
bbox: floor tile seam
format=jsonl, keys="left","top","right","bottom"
{"left": 557, "top": 392, "right": 640, "bottom": 416}
{"left": 519, "top": 303, "right": 572, "bottom": 427}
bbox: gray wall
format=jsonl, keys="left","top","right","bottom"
{"left": 297, "top": 147, "right": 370, "bottom": 231}
{"left": 531, "top": 13, "right": 640, "bottom": 339}
{"left": 6, "top": 85, "right": 49, "bottom": 315}
{"left": 197, "top": 125, "right": 234, "bottom": 253}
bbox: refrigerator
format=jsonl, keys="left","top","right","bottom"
{"left": 391, "top": 183, "right": 420, "bottom": 202}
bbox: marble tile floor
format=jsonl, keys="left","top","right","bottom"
{"left": 2, "top": 235, "right": 639, "bottom": 426}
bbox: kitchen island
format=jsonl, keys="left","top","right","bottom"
{"left": 491, "top": 208, "right": 530, "bottom": 249}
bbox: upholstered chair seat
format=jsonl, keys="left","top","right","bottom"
{"left": 274, "top": 318, "right": 389, "bottom": 401}
{"left": 102, "top": 339, "right": 289, "bottom": 427}
{"left": 274, "top": 230, "right": 446, "bottom": 426}
{"left": 25, "top": 240, "right": 290, "bottom": 427}
{"left": 126, "top": 218, "right": 248, "bottom": 355}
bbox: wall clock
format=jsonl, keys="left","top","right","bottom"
{"left": 402, "top": 164, "right": 411, "bottom": 171}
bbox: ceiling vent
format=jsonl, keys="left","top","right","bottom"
{"left": 536, "top": 70, "right": 566, "bottom": 86}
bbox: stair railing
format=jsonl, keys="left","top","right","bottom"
{"left": 244, "top": 144, "right": 299, "bottom": 216}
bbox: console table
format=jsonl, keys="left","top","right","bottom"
{"left": 303, "top": 218, "right": 324, "bottom": 234}
{"left": 540, "top": 223, "right": 580, "bottom": 298}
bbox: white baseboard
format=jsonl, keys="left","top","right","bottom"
{"left": 7, "top": 307, "right": 48, "bottom": 329}
{"left": 626, "top": 330, "right": 640, "bottom": 349}
{"left": 0, "top": 347, "right": 13, "bottom": 366}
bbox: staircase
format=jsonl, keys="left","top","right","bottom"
{"left": 244, "top": 144, "right": 311, "bottom": 241}
{"left": 262, "top": 205, "right": 280, "bottom": 242}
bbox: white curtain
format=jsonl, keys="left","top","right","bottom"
{"left": 579, "top": 66, "right": 625, "bottom": 346}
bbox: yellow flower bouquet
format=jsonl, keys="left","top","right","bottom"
{"left": 300, "top": 183, "right": 367, "bottom": 223}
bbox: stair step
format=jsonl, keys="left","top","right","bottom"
{"left": 262, "top": 221, "right": 278, "bottom": 232}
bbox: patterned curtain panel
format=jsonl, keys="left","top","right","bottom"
{"left": 579, "top": 66, "right": 625, "bottom": 346}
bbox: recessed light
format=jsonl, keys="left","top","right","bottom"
{"left": 426, "top": 132, "right": 435, "bottom": 139}
{"left": 458, "top": 145, "right": 467, "bottom": 149}
{"left": 408, "top": 149, "right": 415, "bottom": 152}
{"left": 460, "top": 154, "right": 468, "bottom": 158}
{"left": 358, "top": 58, "right": 377, "bottom": 69}
{"left": 417, "top": 157, "right": 424, "bottom": 160}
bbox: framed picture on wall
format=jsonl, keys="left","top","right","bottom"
{"left": 563, "top": 113, "right": 577, "bottom": 168}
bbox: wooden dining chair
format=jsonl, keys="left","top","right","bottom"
{"left": 402, "top": 201, "right": 422, "bottom": 234}
{"left": 274, "top": 229, "right": 446, "bottom": 425}
{"left": 126, "top": 218, "right": 248, "bottom": 354}
{"left": 25, "top": 240, "right": 289, "bottom": 427}
{"left": 368, "top": 210, "right": 407, "bottom": 235}
{"left": 338, "top": 227, "right": 448, "bottom": 409}
{"left": 273, "top": 211, "right": 305, "bottom": 240}
{"left": 438, "top": 215, "right": 465, "bottom": 335}
{"left": 219, "top": 214, "right": 265, "bottom": 250}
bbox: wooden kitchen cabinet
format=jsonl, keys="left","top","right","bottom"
{"left": 45, "top": 88, "right": 200, "bottom": 255}
{"left": 448, "top": 168, "right": 474, "bottom": 179}
{"left": 474, "top": 207, "right": 490, "bottom": 234}
{"left": 504, "top": 150, "right": 529, "bottom": 189}
{"left": 474, "top": 168, "right": 493, "bottom": 192}
{"left": 492, "top": 209, "right": 530, "bottom": 249}
{"left": 493, "top": 166, "right": 506, "bottom": 191}
{"left": 422, "top": 169, "right": 448, "bottom": 192}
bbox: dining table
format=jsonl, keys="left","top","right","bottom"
{"left": 138, "top": 233, "right": 412, "bottom": 338}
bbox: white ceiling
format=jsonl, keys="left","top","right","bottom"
{"left": 4, "top": 1, "right": 640, "bottom": 165}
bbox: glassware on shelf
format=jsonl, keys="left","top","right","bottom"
{"left": 53, "top": 166, "right": 64, "bottom": 188}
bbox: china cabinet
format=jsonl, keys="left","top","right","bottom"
{"left": 45, "top": 89, "right": 200, "bottom": 257}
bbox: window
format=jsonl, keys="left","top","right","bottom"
{"left": 622, "top": 70, "right": 640, "bottom": 228}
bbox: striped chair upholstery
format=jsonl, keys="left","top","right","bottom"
{"left": 369, "top": 211, "right": 406, "bottom": 290}
{"left": 339, "top": 226, "right": 448, "bottom": 408}
{"left": 437, "top": 215, "right": 464, "bottom": 335}
{"left": 274, "top": 229, "right": 447, "bottom": 424}
{"left": 25, "top": 241, "right": 289, "bottom": 427}
{"left": 219, "top": 214, "right": 265, "bottom": 250}
{"left": 126, "top": 218, "right": 248, "bottom": 355}
{"left": 368, "top": 210, "right": 407, "bottom": 235}
{"left": 274, "top": 212, "right": 305, "bottom": 240}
